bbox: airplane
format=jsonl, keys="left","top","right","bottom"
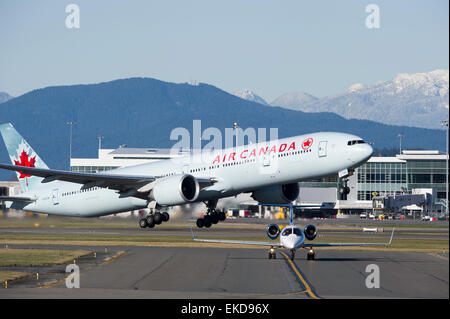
{"left": 191, "top": 203, "right": 395, "bottom": 260}
{"left": 0, "top": 123, "right": 373, "bottom": 229}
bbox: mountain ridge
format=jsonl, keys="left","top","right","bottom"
{"left": 0, "top": 77, "right": 446, "bottom": 180}
{"left": 269, "top": 69, "right": 449, "bottom": 129}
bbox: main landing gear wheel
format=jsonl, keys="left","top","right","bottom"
{"left": 162, "top": 212, "right": 170, "bottom": 222}
{"left": 196, "top": 218, "right": 205, "bottom": 228}
{"left": 210, "top": 211, "right": 219, "bottom": 224}
{"left": 203, "top": 215, "right": 212, "bottom": 228}
{"left": 196, "top": 200, "right": 226, "bottom": 228}
{"left": 146, "top": 215, "right": 155, "bottom": 228}
{"left": 153, "top": 212, "right": 163, "bottom": 225}
{"left": 306, "top": 250, "right": 315, "bottom": 260}
{"left": 139, "top": 218, "right": 148, "bottom": 228}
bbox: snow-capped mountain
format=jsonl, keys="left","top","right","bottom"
{"left": 271, "top": 69, "right": 449, "bottom": 129}
{"left": 270, "top": 92, "right": 319, "bottom": 111}
{"left": 0, "top": 92, "right": 13, "bottom": 104}
{"left": 231, "top": 89, "right": 268, "bottom": 105}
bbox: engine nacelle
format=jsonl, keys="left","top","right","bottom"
{"left": 304, "top": 224, "right": 318, "bottom": 241}
{"left": 151, "top": 174, "right": 200, "bottom": 206}
{"left": 251, "top": 183, "right": 299, "bottom": 204}
{"left": 266, "top": 223, "right": 281, "bottom": 240}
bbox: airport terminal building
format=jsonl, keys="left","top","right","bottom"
{"left": 68, "top": 147, "right": 448, "bottom": 218}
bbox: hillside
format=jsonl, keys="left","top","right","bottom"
{"left": 0, "top": 77, "right": 446, "bottom": 180}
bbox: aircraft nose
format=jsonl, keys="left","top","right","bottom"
{"left": 364, "top": 143, "right": 374, "bottom": 159}
{"left": 284, "top": 238, "right": 295, "bottom": 249}
{"left": 350, "top": 141, "right": 373, "bottom": 165}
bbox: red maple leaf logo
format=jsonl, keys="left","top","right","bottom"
{"left": 14, "top": 150, "right": 36, "bottom": 179}
{"left": 301, "top": 138, "right": 313, "bottom": 150}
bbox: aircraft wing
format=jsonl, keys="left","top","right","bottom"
{"left": 0, "top": 163, "right": 218, "bottom": 195}
{"left": 303, "top": 229, "right": 395, "bottom": 248}
{"left": 0, "top": 163, "right": 156, "bottom": 191}
{"left": 0, "top": 196, "right": 36, "bottom": 202}
{"left": 191, "top": 228, "right": 282, "bottom": 247}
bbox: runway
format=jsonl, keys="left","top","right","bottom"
{"left": 0, "top": 244, "right": 448, "bottom": 299}
{"left": 0, "top": 219, "right": 448, "bottom": 299}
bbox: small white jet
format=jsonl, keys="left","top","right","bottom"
{"left": 0, "top": 123, "right": 373, "bottom": 229}
{"left": 192, "top": 203, "right": 395, "bottom": 260}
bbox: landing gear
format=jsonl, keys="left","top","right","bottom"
{"left": 146, "top": 214, "right": 155, "bottom": 228}
{"left": 153, "top": 212, "right": 163, "bottom": 225}
{"left": 139, "top": 218, "right": 148, "bottom": 228}
{"left": 306, "top": 249, "right": 315, "bottom": 260}
{"left": 196, "top": 200, "right": 225, "bottom": 228}
{"left": 139, "top": 210, "right": 170, "bottom": 229}
{"left": 268, "top": 246, "right": 276, "bottom": 259}
{"left": 290, "top": 249, "right": 295, "bottom": 261}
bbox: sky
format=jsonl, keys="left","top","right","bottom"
{"left": 0, "top": 0, "right": 448, "bottom": 102}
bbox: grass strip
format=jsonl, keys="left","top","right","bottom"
{"left": 0, "top": 248, "right": 91, "bottom": 267}
{"left": 0, "top": 271, "right": 30, "bottom": 282}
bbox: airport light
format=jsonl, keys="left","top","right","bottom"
{"left": 233, "top": 122, "right": 239, "bottom": 147}
{"left": 397, "top": 134, "right": 404, "bottom": 154}
{"left": 67, "top": 121, "right": 77, "bottom": 166}
{"left": 442, "top": 120, "right": 449, "bottom": 216}
{"left": 98, "top": 135, "right": 104, "bottom": 150}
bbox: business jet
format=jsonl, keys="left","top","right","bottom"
{"left": 0, "top": 123, "right": 373, "bottom": 229}
{"left": 192, "top": 203, "right": 395, "bottom": 260}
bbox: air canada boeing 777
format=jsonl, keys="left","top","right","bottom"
{"left": 0, "top": 123, "right": 373, "bottom": 229}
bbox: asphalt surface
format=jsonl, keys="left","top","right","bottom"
{"left": 0, "top": 244, "right": 448, "bottom": 299}
{"left": 0, "top": 219, "right": 448, "bottom": 299}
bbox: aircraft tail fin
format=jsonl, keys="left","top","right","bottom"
{"left": 0, "top": 123, "right": 49, "bottom": 192}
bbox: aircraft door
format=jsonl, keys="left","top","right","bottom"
{"left": 263, "top": 154, "right": 270, "bottom": 167}
{"left": 318, "top": 141, "right": 327, "bottom": 157}
{"left": 52, "top": 189, "right": 59, "bottom": 205}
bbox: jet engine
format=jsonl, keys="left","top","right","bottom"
{"left": 251, "top": 183, "right": 299, "bottom": 204}
{"left": 266, "top": 223, "right": 281, "bottom": 240}
{"left": 151, "top": 174, "right": 200, "bottom": 206}
{"left": 304, "top": 224, "right": 318, "bottom": 240}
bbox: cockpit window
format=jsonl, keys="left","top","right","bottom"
{"left": 281, "top": 228, "right": 292, "bottom": 236}
{"left": 347, "top": 140, "right": 365, "bottom": 146}
{"left": 293, "top": 228, "right": 301, "bottom": 236}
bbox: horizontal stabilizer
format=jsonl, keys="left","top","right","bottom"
{"left": 0, "top": 196, "right": 36, "bottom": 202}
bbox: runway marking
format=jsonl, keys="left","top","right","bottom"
{"left": 99, "top": 251, "right": 128, "bottom": 266}
{"left": 280, "top": 251, "right": 320, "bottom": 299}
{"left": 38, "top": 250, "right": 128, "bottom": 288}
{"left": 428, "top": 253, "right": 449, "bottom": 261}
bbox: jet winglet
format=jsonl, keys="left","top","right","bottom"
{"left": 388, "top": 228, "right": 395, "bottom": 245}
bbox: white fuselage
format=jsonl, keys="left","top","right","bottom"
{"left": 279, "top": 225, "right": 306, "bottom": 250}
{"left": 9, "top": 132, "right": 373, "bottom": 217}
